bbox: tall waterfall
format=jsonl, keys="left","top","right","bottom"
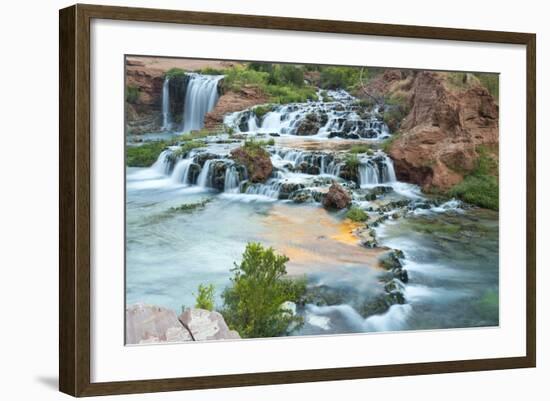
{"left": 161, "top": 77, "right": 171, "bottom": 131}
{"left": 182, "top": 74, "right": 224, "bottom": 133}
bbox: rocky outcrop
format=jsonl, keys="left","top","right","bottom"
{"left": 125, "top": 304, "right": 240, "bottom": 344}
{"left": 179, "top": 308, "right": 240, "bottom": 341}
{"left": 322, "top": 182, "right": 352, "bottom": 209}
{"left": 360, "top": 70, "right": 499, "bottom": 191}
{"left": 204, "top": 86, "right": 269, "bottom": 129}
{"left": 125, "top": 304, "right": 193, "bottom": 344}
{"left": 125, "top": 66, "right": 164, "bottom": 135}
{"left": 230, "top": 146, "right": 273, "bottom": 183}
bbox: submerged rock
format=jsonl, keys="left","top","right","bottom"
{"left": 378, "top": 250, "right": 404, "bottom": 270}
{"left": 322, "top": 182, "right": 352, "bottom": 209}
{"left": 378, "top": 249, "right": 409, "bottom": 283}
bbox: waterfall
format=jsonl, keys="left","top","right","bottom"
{"left": 161, "top": 77, "right": 171, "bottom": 131}
{"left": 322, "top": 160, "right": 342, "bottom": 177}
{"left": 261, "top": 112, "right": 281, "bottom": 130}
{"left": 151, "top": 150, "right": 171, "bottom": 175}
{"left": 224, "top": 165, "right": 240, "bottom": 193}
{"left": 381, "top": 156, "right": 397, "bottom": 182}
{"left": 225, "top": 89, "right": 393, "bottom": 139}
{"left": 247, "top": 115, "right": 259, "bottom": 132}
{"left": 358, "top": 162, "right": 380, "bottom": 186}
{"left": 171, "top": 159, "right": 192, "bottom": 184}
{"left": 182, "top": 74, "right": 224, "bottom": 133}
{"left": 359, "top": 156, "right": 397, "bottom": 187}
{"left": 245, "top": 180, "right": 282, "bottom": 199}
{"left": 197, "top": 160, "right": 215, "bottom": 188}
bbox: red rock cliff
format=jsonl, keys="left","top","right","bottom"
{"left": 363, "top": 70, "right": 499, "bottom": 191}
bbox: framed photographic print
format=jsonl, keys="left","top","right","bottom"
{"left": 59, "top": 4, "right": 536, "bottom": 397}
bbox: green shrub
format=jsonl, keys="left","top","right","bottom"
{"left": 194, "top": 284, "right": 215, "bottom": 311}
{"left": 225, "top": 124, "right": 235, "bottom": 136}
{"left": 221, "top": 242, "right": 306, "bottom": 338}
{"left": 268, "top": 65, "right": 304, "bottom": 87}
{"left": 165, "top": 67, "right": 186, "bottom": 78}
{"left": 125, "top": 85, "right": 140, "bottom": 104}
{"left": 198, "top": 67, "right": 224, "bottom": 75}
{"left": 126, "top": 141, "right": 166, "bottom": 167}
{"left": 344, "top": 153, "right": 360, "bottom": 172}
{"left": 448, "top": 147, "right": 499, "bottom": 210}
{"left": 346, "top": 206, "right": 368, "bottom": 222}
{"left": 266, "top": 84, "right": 317, "bottom": 104}
{"left": 448, "top": 175, "right": 498, "bottom": 210}
{"left": 247, "top": 62, "right": 274, "bottom": 74}
{"left": 319, "top": 66, "right": 360, "bottom": 90}
{"left": 474, "top": 73, "right": 499, "bottom": 100}
{"left": 253, "top": 105, "right": 273, "bottom": 119}
{"left": 223, "top": 66, "right": 270, "bottom": 91}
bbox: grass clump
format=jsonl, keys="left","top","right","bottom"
{"left": 168, "top": 199, "right": 211, "bottom": 213}
{"left": 243, "top": 137, "right": 274, "bottom": 153}
{"left": 125, "top": 85, "right": 140, "bottom": 104}
{"left": 448, "top": 146, "right": 499, "bottom": 210}
{"left": 346, "top": 206, "right": 368, "bottom": 222}
{"left": 168, "top": 141, "right": 206, "bottom": 161}
{"left": 194, "top": 284, "right": 215, "bottom": 311}
{"left": 170, "top": 128, "right": 216, "bottom": 144}
{"left": 221, "top": 242, "right": 306, "bottom": 338}
{"left": 349, "top": 144, "right": 373, "bottom": 155}
{"left": 126, "top": 141, "right": 166, "bottom": 167}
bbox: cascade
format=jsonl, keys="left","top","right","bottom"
{"left": 182, "top": 74, "right": 224, "bottom": 133}
{"left": 171, "top": 158, "right": 192, "bottom": 184}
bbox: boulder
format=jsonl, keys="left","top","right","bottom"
{"left": 179, "top": 308, "right": 240, "bottom": 341}
{"left": 322, "top": 183, "right": 352, "bottom": 209}
{"left": 230, "top": 146, "right": 273, "bottom": 183}
{"left": 125, "top": 304, "right": 193, "bottom": 345}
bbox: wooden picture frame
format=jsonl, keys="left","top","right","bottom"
{"left": 59, "top": 3, "right": 536, "bottom": 397}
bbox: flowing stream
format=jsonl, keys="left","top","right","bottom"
{"left": 126, "top": 79, "right": 499, "bottom": 336}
